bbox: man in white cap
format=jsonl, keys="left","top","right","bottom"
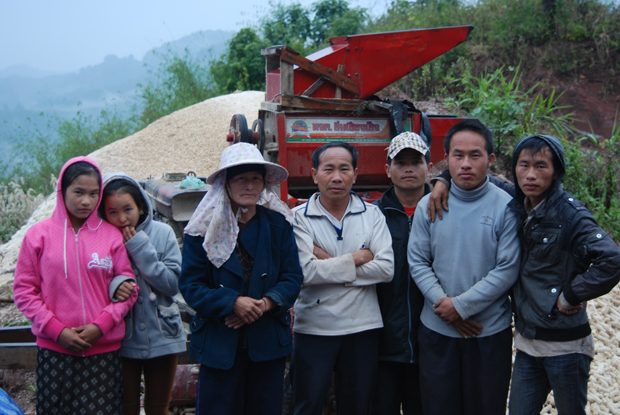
{"left": 371, "top": 132, "right": 432, "bottom": 415}
{"left": 291, "top": 141, "right": 394, "bottom": 415}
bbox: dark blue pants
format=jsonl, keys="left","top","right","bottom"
{"left": 196, "top": 349, "right": 286, "bottom": 415}
{"left": 509, "top": 350, "right": 591, "bottom": 415}
{"left": 371, "top": 360, "right": 423, "bottom": 415}
{"left": 291, "top": 329, "right": 380, "bottom": 415}
{"left": 418, "top": 324, "right": 512, "bottom": 415}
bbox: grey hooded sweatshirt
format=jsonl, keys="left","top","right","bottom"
{"left": 104, "top": 172, "right": 186, "bottom": 359}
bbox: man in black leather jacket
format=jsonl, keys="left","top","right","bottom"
{"left": 507, "top": 135, "right": 620, "bottom": 415}
{"left": 372, "top": 132, "right": 432, "bottom": 415}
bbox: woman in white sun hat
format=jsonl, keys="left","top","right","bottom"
{"left": 179, "top": 142, "right": 303, "bottom": 415}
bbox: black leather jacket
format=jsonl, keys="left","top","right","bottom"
{"left": 373, "top": 185, "right": 428, "bottom": 363}
{"left": 508, "top": 184, "right": 620, "bottom": 341}
{"left": 508, "top": 135, "right": 620, "bottom": 341}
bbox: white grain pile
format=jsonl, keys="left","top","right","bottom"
{"left": 1, "top": 90, "right": 620, "bottom": 413}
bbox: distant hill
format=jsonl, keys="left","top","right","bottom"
{"left": 0, "top": 65, "right": 59, "bottom": 79}
{"left": 0, "top": 29, "right": 234, "bottom": 161}
{"left": 143, "top": 29, "right": 232, "bottom": 67}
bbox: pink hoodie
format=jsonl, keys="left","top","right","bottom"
{"left": 14, "top": 156, "right": 138, "bottom": 356}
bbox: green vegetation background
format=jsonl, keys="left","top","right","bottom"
{"left": 1, "top": 0, "right": 619, "bottom": 243}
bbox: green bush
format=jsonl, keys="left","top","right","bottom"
{"left": 9, "top": 106, "right": 136, "bottom": 194}
{"left": 139, "top": 49, "right": 215, "bottom": 126}
{"left": 563, "top": 118, "right": 620, "bottom": 241}
{"left": 445, "top": 66, "right": 572, "bottom": 157}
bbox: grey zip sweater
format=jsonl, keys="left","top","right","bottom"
{"left": 408, "top": 178, "right": 520, "bottom": 338}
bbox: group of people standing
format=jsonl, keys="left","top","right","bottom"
{"left": 12, "top": 117, "right": 620, "bottom": 415}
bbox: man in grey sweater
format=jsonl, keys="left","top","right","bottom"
{"left": 408, "top": 119, "right": 520, "bottom": 415}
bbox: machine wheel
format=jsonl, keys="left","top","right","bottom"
{"left": 229, "top": 114, "right": 249, "bottom": 144}
{"left": 252, "top": 119, "right": 266, "bottom": 154}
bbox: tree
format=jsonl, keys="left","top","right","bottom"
{"left": 209, "top": 28, "right": 269, "bottom": 94}
{"left": 139, "top": 49, "right": 213, "bottom": 126}
{"left": 311, "top": 0, "right": 350, "bottom": 46}
{"left": 261, "top": 2, "right": 312, "bottom": 53}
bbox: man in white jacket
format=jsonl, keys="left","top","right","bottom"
{"left": 291, "top": 142, "right": 394, "bottom": 415}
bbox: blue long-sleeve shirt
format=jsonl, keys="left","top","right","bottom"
{"left": 408, "top": 177, "right": 521, "bottom": 338}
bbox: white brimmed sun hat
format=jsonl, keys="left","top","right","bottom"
{"left": 207, "top": 142, "right": 288, "bottom": 185}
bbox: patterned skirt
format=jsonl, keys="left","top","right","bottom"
{"left": 36, "top": 347, "right": 122, "bottom": 415}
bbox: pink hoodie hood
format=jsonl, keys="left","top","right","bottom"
{"left": 53, "top": 156, "right": 104, "bottom": 227}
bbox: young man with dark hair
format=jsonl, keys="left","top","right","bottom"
{"left": 507, "top": 135, "right": 620, "bottom": 415}
{"left": 408, "top": 119, "right": 520, "bottom": 414}
{"left": 371, "top": 132, "right": 432, "bottom": 415}
{"left": 291, "top": 142, "right": 394, "bottom": 415}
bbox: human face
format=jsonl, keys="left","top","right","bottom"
{"left": 104, "top": 192, "right": 141, "bottom": 230}
{"left": 311, "top": 147, "right": 358, "bottom": 204}
{"left": 227, "top": 171, "right": 264, "bottom": 210}
{"left": 64, "top": 174, "right": 100, "bottom": 229}
{"left": 386, "top": 149, "right": 431, "bottom": 192}
{"left": 515, "top": 147, "right": 557, "bottom": 208}
{"left": 446, "top": 130, "right": 495, "bottom": 190}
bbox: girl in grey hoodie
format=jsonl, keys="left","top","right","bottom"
{"left": 99, "top": 172, "right": 186, "bottom": 415}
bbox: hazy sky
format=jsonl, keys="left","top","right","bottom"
{"left": 1, "top": 0, "right": 378, "bottom": 74}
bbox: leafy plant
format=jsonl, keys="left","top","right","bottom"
{"left": 209, "top": 28, "right": 269, "bottom": 94}
{"left": 139, "top": 48, "right": 215, "bottom": 126}
{"left": 446, "top": 66, "right": 572, "bottom": 157}
{"left": 563, "top": 112, "right": 620, "bottom": 241}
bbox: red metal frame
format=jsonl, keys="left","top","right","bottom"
{"left": 266, "top": 26, "right": 473, "bottom": 101}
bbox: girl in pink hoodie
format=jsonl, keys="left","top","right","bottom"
{"left": 14, "top": 157, "right": 138, "bottom": 415}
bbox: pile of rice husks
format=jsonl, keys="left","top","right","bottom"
{"left": 1, "top": 90, "right": 620, "bottom": 414}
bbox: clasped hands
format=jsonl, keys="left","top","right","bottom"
{"left": 433, "top": 297, "right": 483, "bottom": 339}
{"left": 225, "top": 296, "right": 275, "bottom": 330}
{"left": 57, "top": 324, "right": 103, "bottom": 353}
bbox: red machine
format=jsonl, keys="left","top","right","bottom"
{"left": 226, "top": 26, "right": 474, "bottom": 205}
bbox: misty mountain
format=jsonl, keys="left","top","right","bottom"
{"left": 0, "top": 29, "right": 234, "bottom": 160}
{"left": 0, "top": 65, "right": 59, "bottom": 79}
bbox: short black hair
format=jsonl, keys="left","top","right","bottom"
{"left": 99, "top": 178, "right": 148, "bottom": 226}
{"left": 444, "top": 119, "right": 494, "bottom": 156}
{"left": 515, "top": 137, "right": 563, "bottom": 176}
{"left": 312, "top": 142, "right": 358, "bottom": 170}
{"left": 226, "top": 164, "right": 266, "bottom": 182}
{"left": 61, "top": 161, "right": 101, "bottom": 199}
